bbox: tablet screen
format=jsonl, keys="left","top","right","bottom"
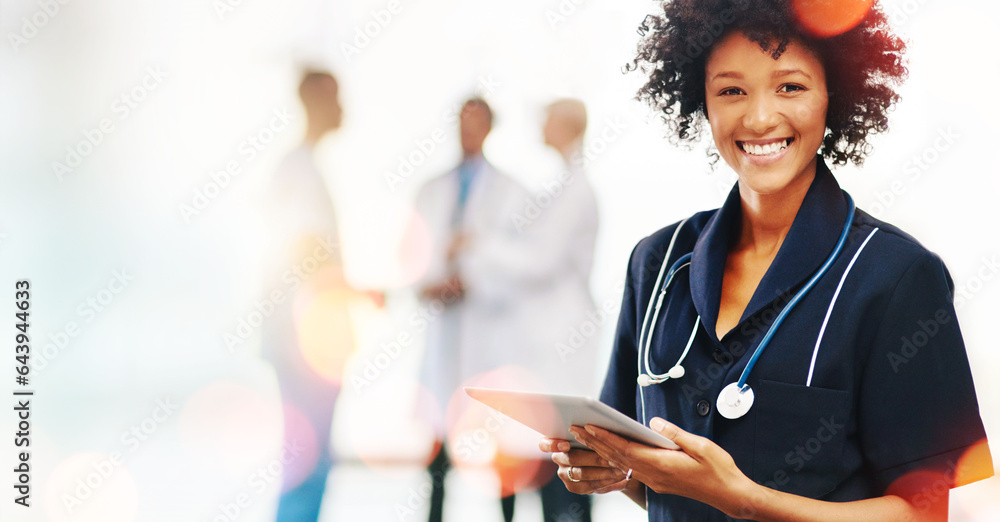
{"left": 465, "top": 387, "right": 678, "bottom": 450}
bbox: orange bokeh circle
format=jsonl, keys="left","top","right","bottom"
{"left": 792, "top": 0, "right": 874, "bottom": 38}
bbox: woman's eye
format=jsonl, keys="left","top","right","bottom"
{"left": 779, "top": 84, "right": 806, "bottom": 93}
{"left": 719, "top": 87, "right": 743, "bottom": 96}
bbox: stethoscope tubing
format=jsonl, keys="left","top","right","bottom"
{"left": 643, "top": 254, "right": 693, "bottom": 382}
{"left": 638, "top": 194, "right": 857, "bottom": 412}
{"left": 733, "top": 196, "right": 855, "bottom": 390}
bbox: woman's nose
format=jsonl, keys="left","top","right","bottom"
{"left": 742, "top": 94, "right": 780, "bottom": 134}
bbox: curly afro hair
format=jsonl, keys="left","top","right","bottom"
{"left": 630, "top": 0, "right": 907, "bottom": 166}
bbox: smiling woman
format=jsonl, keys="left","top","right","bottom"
{"left": 703, "top": 32, "right": 833, "bottom": 337}
{"left": 538, "top": 1, "right": 993, "bottom": 521}
{"left": 632, "top": 0, "right": 905, "bottom": 168}
{"left": 704, "top": 34, "right": 828, "bottom": 193}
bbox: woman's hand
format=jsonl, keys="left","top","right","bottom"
{"left": 538, "top": 437, "right": 629, "bottom": 495}
{"left": 570, "top": 417, "right": 757, "bottom": 517}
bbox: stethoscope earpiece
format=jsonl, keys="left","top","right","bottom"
{"left": 637, "top": 365, "right": 685, "bottom": 387}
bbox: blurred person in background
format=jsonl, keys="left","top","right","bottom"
{"left": 466, "top": 98, "right": 601, "bottom": 522}
{"left": 261, "top": 70, "right": 372, "bottom": 522}
{"left": 408, "top": 98, "right": 531, "bottom": 522}
{"left": 510, "top": 98, "right": 599, "bottom": 522}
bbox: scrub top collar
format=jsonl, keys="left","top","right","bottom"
{"left": 690, "top": 156, "right": 849, "bottom": 342}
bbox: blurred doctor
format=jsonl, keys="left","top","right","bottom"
{"left": 261, "top": 71, "right": 368, "bottom": 522}
{"left": 519, "top": 98, "right": 601, "bottom": 399}
{"left": 514, "top": 98, "right": 600, "bottom": 522}
{"left": 409, "top": 98, "right": 531, "bottom": 522}
{"left": 440, "top": 98, "right": 602, "bottom": 521}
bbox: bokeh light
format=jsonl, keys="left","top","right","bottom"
{"left": 886, "top": 469, "right": 952, "bottom": 511}
{"left": 348, "top": 378, "right": 438, "bottom": 478}
{"left": 957, "top": 439, "right": 994, "bottom": 487}
{"left": 293, "top": 284, "right": 357, "bottom": 385}
{"left": 178, "top": 380, "right": 283, "bottom": 475}
{"left": 277, "top": 401, "right": 321, "bottom": 492}
{"left": 397, "top": 210, "right": 432, "bottom": 286}
{"left": 445, "top": 365, "right": 553, "bottom": 497}
{"left": 792, "top": 0, "right": 875, "bottom": 38}
{"left": 43, "top": 452, "right": 138, "bottom": 522}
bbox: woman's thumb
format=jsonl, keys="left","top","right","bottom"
{"left": 649, "top": 417, "right": 690, "bottom": 450}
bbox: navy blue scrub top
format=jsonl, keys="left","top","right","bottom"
{"left": 600, "top": 158, "right": 992, "bottom": 521}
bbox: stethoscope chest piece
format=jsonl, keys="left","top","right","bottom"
{"left": 716, "top": 382, "right": 754, "bottom": 419}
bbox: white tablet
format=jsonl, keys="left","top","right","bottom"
{"left": 464, "top": 387, "right": 678, "bottom": 450}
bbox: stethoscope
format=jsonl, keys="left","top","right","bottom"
{"left": 637, "top": 195, "right": 874, "bottom": 422}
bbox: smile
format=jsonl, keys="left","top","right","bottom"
{"left": 737, "top": 138, "right": 793, "bottom": 156}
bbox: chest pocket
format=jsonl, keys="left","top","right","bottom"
{"left": 753, "top": 379, "right": 850, "bottom": 499}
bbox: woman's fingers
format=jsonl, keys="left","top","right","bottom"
{"left": 562, "top": 465, "right": 626, "bottom": 483}
{"left": 539, "top": 438, "right": 571, "bottom": 453}
{"left": 551, "top": 448, "right": 612, "bottom": 467}
{"left": 570, "top": 426, "right": 631, "bottom": 468}
{"left": 592, "top": 479, "right": 629, "bottom": 495}
{"left": 543, "top": 440, "right": 630, "bottom": 495}
{"left": 650, "top": 417, "right": 704, "bottom": 456}
{"left": 558, "top": 470, "right": 625, "bottom": 495}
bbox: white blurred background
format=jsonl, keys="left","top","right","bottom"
{"left": 0, "top": 0, "right": 998, "bottom": 520}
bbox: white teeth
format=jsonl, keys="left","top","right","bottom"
{"left": 741, "top": 139, "right": 788, "bottom": 155}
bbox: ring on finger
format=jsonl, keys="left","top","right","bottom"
{"left": 567, "top": 467, "right": 581, "bottom": 483}
{"left": 625, "top": 468, "right": 633, "bottom": 482}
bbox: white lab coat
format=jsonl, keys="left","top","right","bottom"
{"left": 410, "top": 158, "right": 531, "bottom": 431}
{"left": 464, "top": 154, "right": 602, "bottom": 398}
{"left": 262, "top": 145, "right": 342, "bottom": 283}
{"left": 441, "top": 153, "right": 602, "bottom": 459}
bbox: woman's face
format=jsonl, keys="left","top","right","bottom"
{"left": 705, "top": 31, "right": 828, "bottom": 196}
